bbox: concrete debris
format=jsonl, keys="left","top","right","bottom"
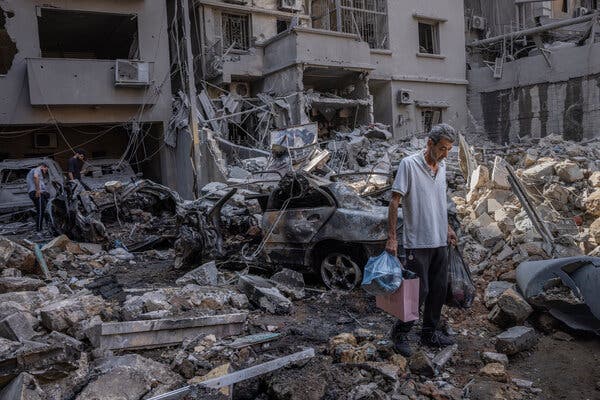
{"left": 482, "top": 351, "right": 509, "bottom": 366}
{"left": 488, "top": 288, "right": 533, "bottom": 328}
{"left": 271, "top": 268, "right": 305, "bottom": 300}
{"left": 495, "top": 326, "right": 538, "bottom": 355}
{"left": 0, "top": 237, "right": 36, "bottom": 273}
{"left": 175, "top": 261, "right": 219, "bottom": 286}
{"left": 0, "top": 312, "right": 37, "bottom": 342}
{"left": 408, "top": 350, "right": 435, "bottom": 378}
{"left": 237, "top": 274, "right": 292, "bottom": 315}
{"left": 479, "top": 362, "right": 508, "bottom": 382}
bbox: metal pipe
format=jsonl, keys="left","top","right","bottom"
{"left": 469, "top": 13, "right": 597, "bottom": 47}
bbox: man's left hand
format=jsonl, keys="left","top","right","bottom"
{"left": 448, "top": 226, "right": 457, "bottom": 246}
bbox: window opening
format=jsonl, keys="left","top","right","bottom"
{"left": 421, "top": 108, "right": 442, "bottom": 134}
{"left": 0, "top": 8, "right": 17, "bottom": 74}
{"left": 37, "top": 8, "right": 138, "bottom": 59}
{"left": 277, "top": 19, "right": 290, "bottom": 34}
{"left": 418, "top": 22, "right": 439, "bottom": 54}
{"left": 222, "top": 13, "right": 250, "bottom": 51}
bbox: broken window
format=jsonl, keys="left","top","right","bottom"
{"left": 311, "top": 0, "right": 389, "bottom": 49}
{"left": 418, "top": 22, "right": 439, "bottom": 54}
{"left": 0, "top": 8, "right": 17, "bottom": 74}
{"left": 277, "top": 19, "right": 290, "bottom": 34}
{"left": 37, "top": 8, "right": 138, "bottom": 59}
{"left": 222, "top": 13, "right": 250, "bottom": 51}
{"left": 421, "top": 108, "right": 442, "bottom": 134}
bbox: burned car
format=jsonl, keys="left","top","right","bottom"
{"left": 81, "top": 159, "right": 139, "bottom": 190}
{"left": 0, "top": 158, "right": 64, "bottom": 216}
{"left": 257, "top": 172, "right": 403, "bottom": 290}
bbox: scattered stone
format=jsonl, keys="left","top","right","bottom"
{"left": 0, "top": 277, "right": 45, "bottom": 294}
{"left": 555, "top": 160, "right": 584, "bottom": 183}
{"left": 1, "top": 268, "right": 22, "bottom": 278}
{"left": 408, "top": 350, "right": 434, "bottom": 377}
{"left": 470, "top": 165, "right": 489, "bottom": 191}
{"left": 0, "top": 238, "right": 36, "bottom": 273}
{"left": 495, "top": 326, "right": 538, "bottom": 355}
{"left": 271, "top": 268, "right": 305, "bottom": 300}
{"left": 176, "top": 261, "right": 219, "bottom": 286}
{"left": 590, "top": 217, "right": 600, "bottom": 245}
{"left": 237, "top": 275, "right": 292, "bottom": 315}
{"left": 39, "top": 295, "right": 106, "bottom": 333}
{"left": 479, "top": 363, "right": 507, "bottom": 382}
{"left": 484, "top": 281, "right": 513, "bottom": 309}
{"left": 512, "top": 378, "right": 533, "bottom": 388}
{"left": 488, "top": 288, "right": 533, "bottom": 328}
{"left": 468, "top": 379, "right": 507, "bottom": 400}
{"left": 585, "top": 189, "right": 600, "bottom": 217}
{"left": 74, "top": 354, "right": 182, "bottom": 400}
{"left": 491, "top": 156, "right": 511, "bottom": 189}
{"left": 122, "top": 290, "right": 171, "bottom": 320}
{"left": 482, "top": 351, "right": 509, "bottom": 366}
{"left": 551, "top": 331, "right": 574, "bottom": 342}
{"left": 108, "top": 247, "right": 135, "bottom": 260}
{"left": 0, "top": 312, "right": 36, "bottom": 342}
{"left": 0, "top": 372, "right": 45, "bottom": 400}
{"left": 589, "top": 171, "right": 600, "bottom": 187}
{"left": 104, "top": 180, "right": 123, "bottom": 193}
{"left": 522, "top": 159, "right": 556, "bottom": 181}
{"left": 389, "top": 354, "right": 408, "bottom": 373}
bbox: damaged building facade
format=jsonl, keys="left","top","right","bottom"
{"left": 187, "top": 0, "right": 468, "bottom": 142}
{"left": 0, "top": 1, "right": 174, "bottom": 187}
{"left": 466, "top": 0, "right": 600, "bottom": 143}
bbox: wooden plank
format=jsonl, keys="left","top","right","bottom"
{"left": 147, "top": 348, "right": 315, "bottom": 400}
{"left": 89, "top": 313, "right": 247, "bottom": 350}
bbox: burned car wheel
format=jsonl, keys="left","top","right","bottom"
{"left": 320, "top": 252, "right": 362, "bottom": 291}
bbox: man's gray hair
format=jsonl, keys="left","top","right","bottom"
{"left": 428, "top": 123, "right": 456, "bottom": 144}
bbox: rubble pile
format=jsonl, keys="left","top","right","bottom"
{"left": 454, "top": 135, "right": 600, "bottom": 280}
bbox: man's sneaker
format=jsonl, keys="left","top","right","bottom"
{"left": 393, "top": 333, "right": 413, "bottom": 357}
{"left": 420, "top": 331, "right": 455, "bottom": 348}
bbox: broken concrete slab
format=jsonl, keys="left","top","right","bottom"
{"left": 469, "top": 165, "right": 489, "bottom": 192}
{"left": 495, "top": 326, "right": 538, "bottom": 355}
{"left": 473, "top": 221, "right": 504, "bottom": 247}
{"left": 271, "top": 268, "right": 305, "bottom": 300}
{"left": 1, "top": 268, "right": 21, "bottom": 278}
{"left": 175, "top": 261, "right": 219, "bottom": 286}
{"left": 555, "top": 160, "right": 584, "bottom": 183}
{"left": 88, "top": 312, "right": 247, "bottom": 350}
{"left": 0, "top": 373, "right": 45, "bottom": 400}
{"left": 491, "top": 156, "right": 510, "bottom": 189}
{"left": 237, "top": 274, "right": 292, "bottom": 315}
{"left": 589, "top": 171, "right": 600, "bottom": 188}
{"left": 0, "top": 312, "right": 36, "bottom": 342}
{"left": 39, "top": 295, "right": 106, "bottom": 333}
{"left": 521, "top": 159, "right": 556, "bottom": 181}
{"left": 0, "top": 277, "right": 45, "bottom": 294}
{"left": 75, "top": 354, "right": 183, "bottom": 400}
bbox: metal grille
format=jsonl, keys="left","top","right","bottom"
{"left": 222, "top": 13, "right": 250, "bottom": 51}
{"left": 311, "top": 0, "right": 389, "bottom": 49}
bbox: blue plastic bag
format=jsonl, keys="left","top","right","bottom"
{"left": 361, "top": 252, "right": 403, "bottom": 296}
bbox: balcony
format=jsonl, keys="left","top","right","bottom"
{"left": 26, "top": 58, "right": 156, "bottom": 106}
{"left": 262, "top": 27, "right": 373, "bottom": 74}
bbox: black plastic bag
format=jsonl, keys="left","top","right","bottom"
{"left": 446, "top": 246, "right": 475, "bottom": 308}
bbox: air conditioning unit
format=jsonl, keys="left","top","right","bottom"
{"left": 573, "top": 6, "right": 589, "bottom": 17}
{"left": 230, "top": 82, "right": 251, "bottom": 97}
{"left": 115, "top": 60, "right": 151, "bottom": 87}
{"left": 471, "top": 15, "right": 487, "bottom": 30}
{"left": 279, "top": 0, "right": 303, "bottom": 12}
{"left": 33, "top": 131, "right": 57, "bottom": 149}
{"left": 396, "top": 89, "right": 413, "bottom": 105}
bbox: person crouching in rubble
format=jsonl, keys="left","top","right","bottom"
{"left": 385, "top": 123, "right": 458, "bottom": 357}
{"left": 26, "top": 162, "right": 50, "bottom": 232}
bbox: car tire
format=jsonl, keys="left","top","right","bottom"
{"left": 319, "top": 251, "right": 363, "bottom": 291}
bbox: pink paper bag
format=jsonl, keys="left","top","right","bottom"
{"left": 376, "top": 278, "right": 420, "bottom": 322}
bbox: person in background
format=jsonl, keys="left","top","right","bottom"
{"left": 67, "top": 148, "right": 86, "bottom": 182}
{"left": 26, "top": 162, "right": 50, "bottom": 232}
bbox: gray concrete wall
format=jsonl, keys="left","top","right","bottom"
{"left": 468, "top": 41, "right": 600, "bottom": 143}
{"left": 0, "top": 0, "right": 175, "bottom": 188}
{"left": 369, "top": 0, "right": 468, "bottom": 138}
{"left": 0, "top": 0, "right": 172, "bottom": 125}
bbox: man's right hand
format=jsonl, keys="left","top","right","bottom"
{"left": 385, "top": 238, "right": 398, "bottom": 257}
{"left": 35, "top": 190, "right": 41, "bottom": 198}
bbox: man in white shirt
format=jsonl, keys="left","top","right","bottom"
{"left": 386, "top": 124, "right": 458, "bottom": 357}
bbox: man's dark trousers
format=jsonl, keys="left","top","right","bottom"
{"left": 28, "top": 191, "right": 50, "bottom": 231}
{"left": 392, "top": 246, "right": 448, "bottom": 336}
